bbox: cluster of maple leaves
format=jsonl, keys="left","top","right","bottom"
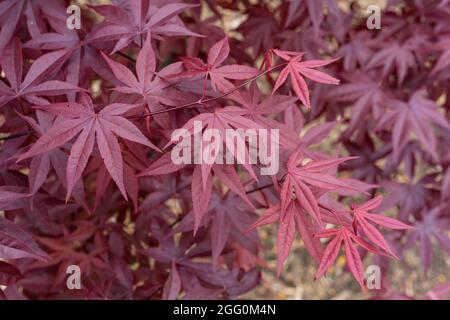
{"left": 0, "top": 0, "right": 449, "bottom": 300}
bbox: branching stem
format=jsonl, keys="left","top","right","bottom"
{"left": 127, "top": 63, "right": 287, "bottom": 120}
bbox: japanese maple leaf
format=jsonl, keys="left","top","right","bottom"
{"left": 328, "top": 72, "right": 385, "bottom": 134}
{"left": 271, "top": 49, "right": 339, "bottom": 108}
{"left": 351, "top": 195, "right": 413, "bottom": 258}
{"left": 0, "top": 216, "right": 49, "bottom": 261}
{"left": 0, "top": 38, "right": 79, "bottom": 108}
{"left": 237, "top": 4, "right": 279, "bottom": 56}
{"left": 248, "top": 202, "right": 323, "bottom": 275}
{"left": 101, "top": 32, "right": 192, "bottom": 102}
{"left": 313, "top": 225, "right": 383, "bottom": 288}
{"left": 102, "top": 31, "right": 162, "bottom": 97}
{"left": 335, "top": 32, "right": 374, "bottom": 71}
{"left": 365, "top": 42, "right": 416, "bottom": 85}
{"left": 23, "top": 5, "right": 111, "bottom": 97}
{"left": 280, "top": 147, "right": 359, "bottom": 227}
{"left": 375, "top": 90, "right": 450, "bottom": 161}
{"left": 102, "top": 32, "right": 196, "bottom": 129}
{"left": 17, "top": 94, "right": 159, "bottom": 201}
{"left": 174, "top": 37, "right": 260, "bottom": 94}
{"left": 164, "top": 106, "right": 263, "bottom": 190}
{"left": 406, "top": 207, "right": 450, "bottom": 271}
{"left": 382, "top": 177, "right": 432, "bottom": 221}
{"left": 86, "top": 1, "right": 201, "bottom": 53}
{"left": 284, "top": 0, "right": 344, "bottom": 38}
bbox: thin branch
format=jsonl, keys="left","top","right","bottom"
{"left": 116, "top": 51, "right": 136, "bottom": 63}
{"left": 246, "top": 182, "right": 275, "bottom": 194}
{"left": 169, "top": 215, "right": 184, "bottom": 228}
{"left": 127, "top": 62, "right": 288, "bottom": 120}
{"left": 245, "top": 172, "right": 288, "bottom": 194}
{"left": 0, "top": 131, "right": 33, "bottom": 141}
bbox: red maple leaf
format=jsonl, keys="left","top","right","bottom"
{"left": 280, "top": 147, "right": 359, "bottom": 227}
{"left": 172, "top": 37, "right": 260, "bottom": 95}
{"left": 17, "top": 94, "right": 159, "bottom": 201}
{"left": 271, "top": 49, "right": 340, "bottom": 108}
{"left": 314, "top": 226, "right": 375, "bottom": 288}
{"left": 86, "top": 2, "right": 201, "bottom": 53}
{"left": 375, "top": 90, "right": 450, "bottom": 161}
{"left": 0, "top": 39, "right": 80, "bottom": 109}
{"left": 351, "top": 195, "right": 413, "bottom": 258}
